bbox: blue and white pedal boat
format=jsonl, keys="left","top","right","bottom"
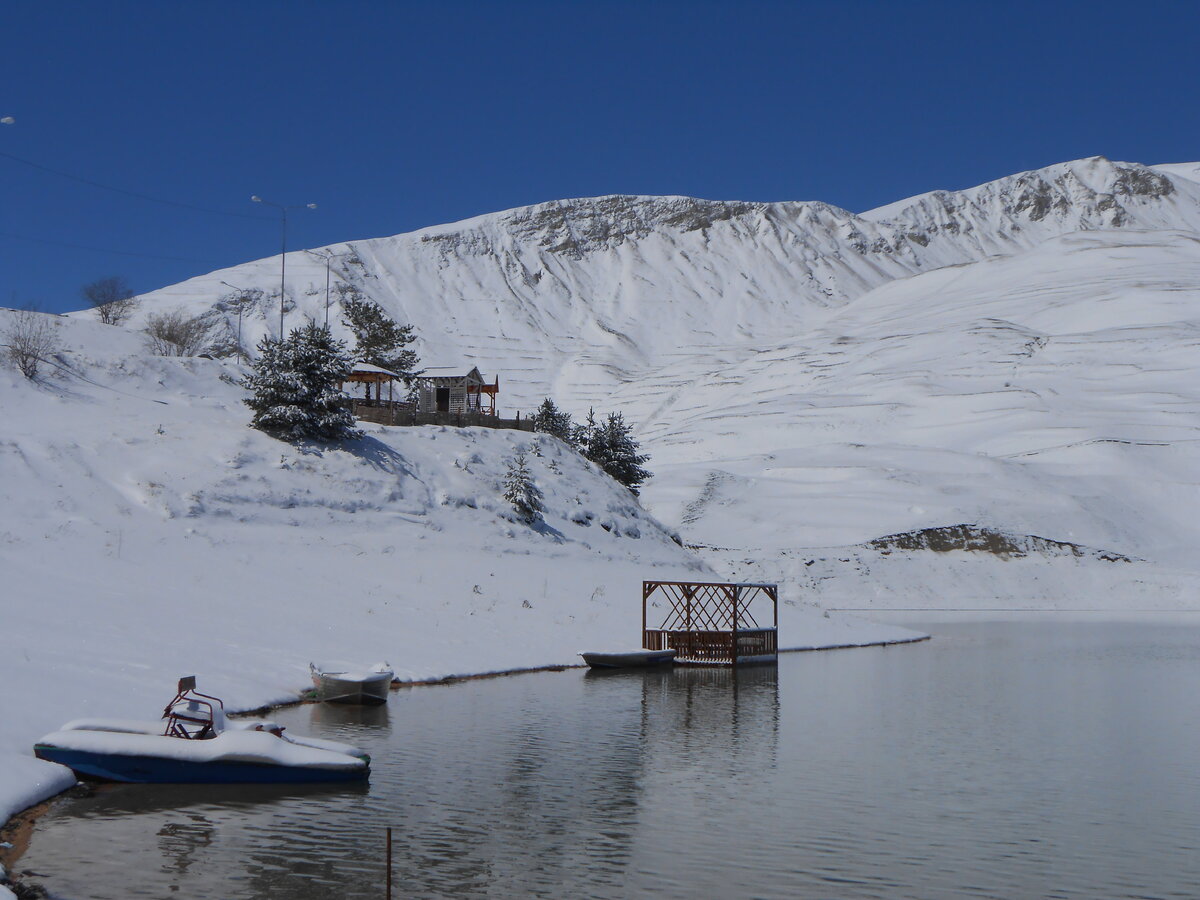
{"left": 34, "top": 677, "right": 369, "bottom": 784}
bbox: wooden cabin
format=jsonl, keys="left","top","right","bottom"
{"left": 642, "top": 581, "right": 778, "bottom": 666}
{"left": 413, "top": 366, "right": 499, "bottom": 416}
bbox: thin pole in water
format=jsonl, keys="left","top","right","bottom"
{"left": 386, "top": 826, "right": 393, "bottom": 900}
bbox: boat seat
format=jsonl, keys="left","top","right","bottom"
{"left": 162, "top": 676, "right": 226, "bottom": 740}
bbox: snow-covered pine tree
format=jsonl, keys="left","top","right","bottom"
{"left": 531, "top": 398, "right": 577, "bottom": 445}
{"left": 573, "top": 407, "right": 598, "bottom": 457}
{"left": 584, "top": 411, "right": 652, "bottom": 495}
{"left": 502, "top": 448, "right": 544, "bottom": 525}
{"left": 242, "top": 322, "right": 362, "bottom": 443}
{"left": 341, "top": 295, "right": 420, "bottom": 382}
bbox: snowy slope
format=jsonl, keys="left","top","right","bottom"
{"left": 116, "top": 157, "right": 1200, "bottom": 603}
{"left": 127, "top": 157, "right": 1200, "bottom": 415}
{"left": 0, "top": 311, "right": 915, "bottom": 828}
{"left": 622, "top": 228, "right": 1200, "bottom": 605}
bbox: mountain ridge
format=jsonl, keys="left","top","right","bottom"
{"left": 131, "top": 156, "right": 1200, "bottom": 415}
{"left": 122, "top": 157, "right": 1200, "bottom": 600}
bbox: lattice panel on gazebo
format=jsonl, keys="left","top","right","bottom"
{"left": 644, "top": 582, "right": 772, "bottom": 631}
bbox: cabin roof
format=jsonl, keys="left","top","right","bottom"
{"left": 416, "top": 365, "right": 486, "bottom": 385}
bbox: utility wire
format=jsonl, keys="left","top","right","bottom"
{"left": 0, "top": 148, "right": 273, "bottom": 221}
{"left": 0, "top": 229, "right": 221, "bottom": 264}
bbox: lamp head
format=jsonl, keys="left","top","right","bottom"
{"left": 251, "top": 195, "right": 263, "bottom": 203}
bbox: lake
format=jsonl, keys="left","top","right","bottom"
{"left": 12, "top": 614, "right": 1200, "bottom": 898}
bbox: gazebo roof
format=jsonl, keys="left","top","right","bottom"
{"left": 345, "top": 362, "right": 400, "bottom": 383}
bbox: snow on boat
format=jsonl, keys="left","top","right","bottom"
{"left": 310, "top": 662, "right": 394, "bottom": 704}
{"left": 579, "top": 648, "right": 676, "bottom": 669}
{"left": 33, "top": 677, "right": 369, "bottom": 784}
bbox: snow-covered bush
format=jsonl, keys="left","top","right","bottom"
{"left": 2, "top": 309, "right": 61, "bottom": 379}
{"left": 502, "top": 448, "right": 544, "bottom": 525}
{"left": 242, "top": 322, "right": 362, "bottom": 443}
{"left": 144, "top": 309, "right": 211, "bottom": 357}
{"left": 82, "top": 275, "right": 138, "bottom": 326}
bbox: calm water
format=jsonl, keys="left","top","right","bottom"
{"left": 14, "top": 615, "right": 1200, "bottom": 899}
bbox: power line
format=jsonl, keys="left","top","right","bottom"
{"left": 0, "top": 149, "right": 273, "bottom": 221}
{"left": 0, "top": 229, "right": 221, "bottom": 264}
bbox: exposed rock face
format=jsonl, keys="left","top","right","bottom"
{"left": 860, "top": 157, "right": 1190, "bottom": 258}
{"left": 866, "top": 524, "right": 1132, "bottom": 562}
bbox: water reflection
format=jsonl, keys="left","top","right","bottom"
{"left": 16, "top": 620, "right": 1200, "bottom": 899}
{"left": 307, "top": 697, "right": 392, "bottom": 733}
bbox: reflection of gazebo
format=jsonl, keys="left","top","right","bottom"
{"left": 341, "top": 362, "right": 401, "bottom": 406}
{"left": 413, "top": 366, "right": 498, "bottom": 416}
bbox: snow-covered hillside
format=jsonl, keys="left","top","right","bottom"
{"left": 130, "top": 157, "right": 1200, "bottom": 414}
{"left": 123, "top": 155, "right": 1200, "bottom": 608}
{"left": 0, "top": 312, "right": 915, "bottom": 828}
{"left": 7, "top": 154, "right": 1200, "bottom": 832}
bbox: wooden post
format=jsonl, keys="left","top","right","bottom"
{"left": 386, "top": 826, "right": 392, "bottom": 900}
{"left": 642, "top": 582, "right": 648, "bottom": 649}
{"left": 730, "top": 584, "right": 738, "bottom": 666}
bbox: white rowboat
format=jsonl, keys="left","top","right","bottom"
{"left": 579, "top": 649, "right": 676, "bottom": 669}
{"left": 310, "top": 663, "right": 394, "bottom": 704}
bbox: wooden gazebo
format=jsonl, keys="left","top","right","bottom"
{"left": 642, "top": 581, "right": 778, "bottom": 666}
{"left": 341, "top": 362, "right": 402, "bottom": 406}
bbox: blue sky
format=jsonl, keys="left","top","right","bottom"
{"left": 4, "top": 0, "right": 1199, "bottom": 313}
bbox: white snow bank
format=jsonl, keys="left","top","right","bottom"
{"left": 59, "top": 719, "right": 163, "bottom": 735}
{"left": 311, "top": 662, "right": 393, "bottom": 682}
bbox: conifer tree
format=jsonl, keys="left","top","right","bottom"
{"left": 502, "top": 448, "right": 544, "bottom": 525}
{"left": 242, "top": 322, "right": 361, "bottom": 443}
{"left": 584, "top": 411, "right": 652, "bottom": 495}
{"left": 531, "top": 398, "right": 577, "bottom": 445}
{"left": 574, "top": 407, "right": 598, "bottom": 457}
{"left": 341, "top": 295, "right": 420, "bottom": 382}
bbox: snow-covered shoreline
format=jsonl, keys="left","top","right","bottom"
{"left": 0, "top": 312, "right": 925, "bottom": 833}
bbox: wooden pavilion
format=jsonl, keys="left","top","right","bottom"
{"left": 341, "top": 362, "right": 403, "bottom": 406}
{"left": 642, "top": 581, "right": 778, "bottom": 666}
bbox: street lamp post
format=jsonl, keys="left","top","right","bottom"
{"left": 251, "top": 195, "right": 316, "bottom": 338}
{"left": 314, "top": 249, "right": 348, "bottom": 328}
{"left": 219, "top": 280, "right": 252, "bottom": 365}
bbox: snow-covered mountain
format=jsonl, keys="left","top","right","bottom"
{"left": 5, "top": 155, "right": 1199, "bottom": 833}
{"left": 133, "top": 157, "right": 1200, "bottom": 413}
{"left": 125, "top": 155, "right": 1200, "bottom": 606}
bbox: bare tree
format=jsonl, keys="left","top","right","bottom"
{"left": 82, "top": 275, "right": 138, "bottom": 325}
{"left": 144, "top": 309, "right": 211, "bottom": 356}
{"left": 2, "top": 310, "right": 62, "bottom": 379}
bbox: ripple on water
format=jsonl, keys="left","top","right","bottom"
{"left": 14, "top": 619, "right": 1200, "bottom": 898}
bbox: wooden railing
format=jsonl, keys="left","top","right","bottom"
{"left": 644, "top": 628, "right": 777, "bottom": 666}
{"left": 350, "top": 401, "right": 534, "bottom": 431}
